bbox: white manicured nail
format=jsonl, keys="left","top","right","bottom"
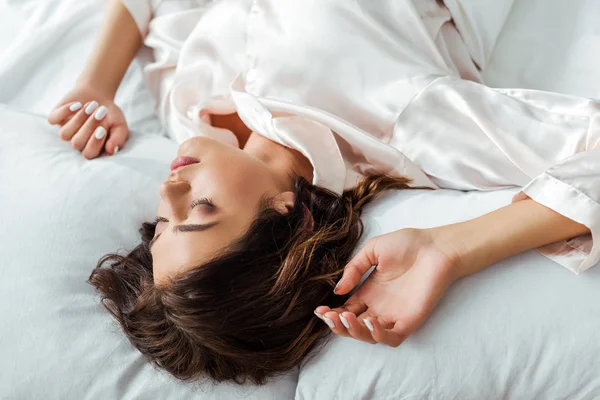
{"left": 314, "top": 311, "right": 334, "bottom": 328}
{"left": 113, "top": 146, "right": 119, "bottom": 154}
{"left": 364, "top": 319, "right": 374, "bottom": 332}
{"left": 94, "top": 106, "right": 108, "bottom": 121}
{"left": 85, "top": 101, "right": 98, "bottom": 115}
{"left": 94, "top": 126, "right": 106, "bottom": 140}
{"left": 69, "top": 102, "right": 82, "bottom": 111}
{"left": 339, "top": 315, "right": 350, "bottom": 329}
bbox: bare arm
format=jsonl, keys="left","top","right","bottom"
{"left": 317, "top": 198, "right": 591, "bottom": 347}
{"left": 432, "top": 198, "right": 590, "bottom": 279}
{"left": 78, "top": 0, "right": 142, "bottom": 99}
{"left": 48, "top": 0, "right": 143, "bottom": 158}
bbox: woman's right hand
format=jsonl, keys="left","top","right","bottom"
{"left": 314, "top": 228, "right": 459, "bottom": 347}
{"left": 315, "top": 197, "right": 592, "bottom": 347}
{"left": 48, "top": 82, "right": 129, "bottom": 159}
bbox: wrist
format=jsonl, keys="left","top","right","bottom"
{"left": 76, "top": 75, "right": 117, "bottom": 101}
{"left": 427, "top": 222, "right": 486, "bottom": 281}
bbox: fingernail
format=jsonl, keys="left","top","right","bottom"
{"left": 364, "top": 319, "right": 374, "bottom": 332}
{"left": 69, "top": 102, "right": 82, "bottom": 111}
{"left": 339, "top": 315, "right": 350, "bottom": 329}
{"left": 314, "top": 311, "right": 335, "bottom": 328}
{"left": 113, "top": 146, "right": 119, "bottom": 154}
{"left": 85, "top": 101, "right": 98, "bottom": 115}
{"left": 94, "top": 106, "right": 108, "bottom": 121}
{"left": 94, "top": 126, "right": 106, "bottom": 140}
{"left": 334, "top": 279, "right": 342, "bottom": 293}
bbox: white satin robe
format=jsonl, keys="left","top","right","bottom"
{"left": 121, "top": 0, "right": 600, "bottom": 274}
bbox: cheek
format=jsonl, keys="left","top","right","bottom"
{"left": 214, "top": 157, "right": 276, "bottom": 194}
{"left": 224, "top": 171, "right": 272, "bottom": 205}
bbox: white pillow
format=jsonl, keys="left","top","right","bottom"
{"left": 0, "top": 107, "right": 297, "bottom": 399}
{"left": 482, "top": 0, "right": 600, "bottom": 99}
{"left": 296, "top": 188, "right": 600, "bottom": 398}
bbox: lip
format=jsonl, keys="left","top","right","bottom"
{"left": 170, "top": 156, "right": 200, "bottom": 171}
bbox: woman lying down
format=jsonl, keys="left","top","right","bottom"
{"left": 48, "top": 0, "right": 599, "bottom": 384}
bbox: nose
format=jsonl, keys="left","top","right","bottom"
{"left": 159, "top": 179, "right": 192, "bottom": 220}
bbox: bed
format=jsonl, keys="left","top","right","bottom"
{"left": 1, "top": 0, "right": 600, "bottom": 398}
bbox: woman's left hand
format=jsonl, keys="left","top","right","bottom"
{"left": 48, "top": 82, "right": 129, "bottom": 159}
{"left": 314, "top": 228, "right": 459, "bottom": 347}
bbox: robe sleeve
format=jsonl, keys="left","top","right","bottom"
{"left": 120, "top": 0, "right": 209, "bottom": 38}
{"left": 393, "top": 75, "right": 600, "bottom": 273}
{"left": 120, "top": 0, "right": 159, "bottom": 38}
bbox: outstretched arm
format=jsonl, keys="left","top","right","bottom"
{"left": 315, "top": 198, "right": 590, "bottom": 346}
{"left": 433, "top": 198, "right": 590, "bottom": 280}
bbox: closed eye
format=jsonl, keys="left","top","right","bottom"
{"left": 153, "top": 216, "right": 169, "bottom": 225}
{"left": 149, "top": 198, "right": 218, "bottom": 250}
{"left": 149, "top": 221, "right": 219, "bottom": 249}
{"left": 190, "top": 197, "right": 215, "bottom": 209}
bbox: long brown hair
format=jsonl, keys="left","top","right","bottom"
{"left": 89, "top": 174, "right": 410, "bottom": 384}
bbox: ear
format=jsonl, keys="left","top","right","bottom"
{"left": 272, "top": 191, "right": 295, "bottom": 215}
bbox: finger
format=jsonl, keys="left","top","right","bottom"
{"left": 104, "top": 124, "right": 128, "bottom": 155}
{"left": 343, "top": 312, "right": 377, "bottom": 344}
{"left": 362, "top": 315, "right": 394, "bottom": 330}
{"left": 313, "top": 310, "right": 335, "bottom": 329}
{"left": 314, "top": 305, "right": 333, "bottom": 315}
{"left": 48, "top": 101, "right": 83, "bottom": 125}
{"left": 365, "top": 317, "right": 406, "bottom": 348}
{"left": 71, "top": 105, "right": 108, "bottom": 152}
{"left": 334, "top": 238, "right": 378, "bottom": 295}
{"left": 315, "top": 307, "right": 350, "bottom": 334}
{"left": 323, "top": 311, "right": 351, "bottom": 337}
{"left": 313, "top": 308, "right": 352, "bottom": 337}
{"left": 340, "top": 296, "right": 369, "bottom": 315}
{"left": 59, "top": 101, "right": 99, "bottom": 140}
{"left": 63, "top": 113, "right": 75, "bottom": 124}
{"left": 315, "top": 296, "right": 368, "bottom": 318}
{"left": 81, "top": 124, "right": 108, "bottom": 160}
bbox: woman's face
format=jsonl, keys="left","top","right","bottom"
{"left": 150, "top": 137, "right": 293, "bottom": 284}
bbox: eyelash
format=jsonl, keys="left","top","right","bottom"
{"left": 190, "top": 197, "right": 215, "bottom": 209}
{"left": 153, "top": 216, "right": 168, "bottom": 225}
{"left": 152, "top": 197, "right": 214, "bottom": 226}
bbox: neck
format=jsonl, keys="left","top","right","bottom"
{"left": 243, "top": 132, "right": 313, "bottom": 191}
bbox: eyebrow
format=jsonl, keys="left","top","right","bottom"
{"left": 149, "top": 221, "right": 219, "bottom": 250}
